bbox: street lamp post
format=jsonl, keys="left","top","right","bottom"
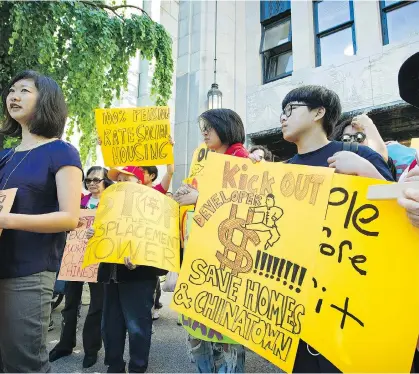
{"left": 207, "top": 0, "right": 222, "bottom": 110}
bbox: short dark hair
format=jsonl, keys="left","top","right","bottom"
{"left": 199, "top": 109, "right": 245, "bottom": 146}
{"left": 141, "top": 166, "right": 158, "bottom": 182}
{"left": 83, "top": 166, "right": 113, "bottom": 190}
{"left": 331, "top": 117, "right": 353, "bottom": 141}
{"left": 249, "top": 145, "right": 273, "bottom": 161}
{"left": 1, "top": 70, "right": 68, "bottom": 139}
{"left": 282, "top": 85, "right": 342, "bottom": 137}
{"left": 267, "top": 193, "right": 275, "bottom": 199}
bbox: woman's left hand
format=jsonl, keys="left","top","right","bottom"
{"left": 248, "top": 153, "right": 264, "bottom": 163}
{"left": 124, "top": 257, "right": 137, "bottom": 270}
{"left": 174, "top": 185, "right": 199, "bottom": 206}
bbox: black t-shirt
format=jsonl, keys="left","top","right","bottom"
{"left": 288, "top": 141, "right": 393, "bottom": 373}
{"left": 288, "top": 141, "right": 394, "bottom": 182}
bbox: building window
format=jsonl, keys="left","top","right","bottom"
{"left": 314, "top": 0, "right": 356, "bottom": 67}
{"left": 261, "top": 17, "right": 293, "bottom": 83}
{"left": 380, "top": 1, "right": 419, "bottom": 45}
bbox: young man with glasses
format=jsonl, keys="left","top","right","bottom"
{"left": 281, "top": 85, "right": 393, "bottom": 182}
{"left": 279, "top": 85, "right": 394, "bottom": 373}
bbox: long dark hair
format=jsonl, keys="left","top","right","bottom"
{"left": 1, "top": 70, "right": 67, "bottom": 139}
{"left": 199, "top": 109, "right": 246, "bottom": 146}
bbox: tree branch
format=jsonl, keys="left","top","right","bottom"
{"left": 80, "top": 1, "right": 151, "bottom": 19}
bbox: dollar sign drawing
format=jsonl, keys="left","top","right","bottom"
{"left": 216, "top": 204, "right": 260, "bottom": 276}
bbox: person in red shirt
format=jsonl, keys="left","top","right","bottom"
{"left": 139, "top": 165, "right": 173, "bottom": 195}
{"left": 91, "top": 166, "right": 168, "bottom": 373}
{"left": 174, "top": 108, "right": 248, "bottom": 373}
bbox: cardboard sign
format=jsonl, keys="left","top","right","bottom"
{"left": 82, "top": 182, "right": 180, "bottom": 272}
{"left": 95, "top": 106, "right": 173, "bottom": 167}
{"left": 188, "top": 143, "right": 212, "bottom": 179}
{"left": 171, "top": 153, "right": 419, "bottom": 372}
{"left": 179, "top": 314, "right": 236, "bottom": 344}
{"left": 58, "top": 209, "right": 99, "bottom": 282}
{"left": 0, "top": 188, "right": 17, "bottom": 237}
{"left": 171, "top": 153, "right": 335, "bottom": 372}
{"left": 303, "top": 174, "right": 419, "bottom": 373}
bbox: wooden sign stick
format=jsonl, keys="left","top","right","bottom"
{"left": 367, "top": 182, "right": 419, "bottom": 200}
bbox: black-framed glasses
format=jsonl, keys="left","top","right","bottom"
{"left": 85, "top": 178, "right": 104, "bottom": 185}
{"left": 281, "top": 104, "right": 308, "bottom": 118}
{"left": 341, "top": 132, "right": 366, "bottom": 143}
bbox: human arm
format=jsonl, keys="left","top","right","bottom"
{"left": 159, "top": 135, "right": 175, "bottom": 192}
{"left": 327, "top": 151, "right": 387, "bottom": 180}
{"left": 352, "top": 114, "right": 388, "bottom": 161}
{"left": 0, "top": 166, "right": 82, "bottom": 232}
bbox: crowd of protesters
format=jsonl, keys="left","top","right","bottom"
{"left": 0, "top": 51, "right": 418, "bottom": 373}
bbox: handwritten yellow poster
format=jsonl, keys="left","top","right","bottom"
{"left": 170, "top": 153, "right": 335, "bottom": 372}
{"left": 0, "top": 188, "right": 17, "bottom": 237}
{"left": 95, "top": 106, "right": 173, "bottom": 167}
{"left": 58, "top": 210, "right": 99, "bottom": 283}
{"left": 303, "top": 174, "right": 419, "bottom": 373}
{"left": 82, "top": 182, "right": 180, "bottom": 272}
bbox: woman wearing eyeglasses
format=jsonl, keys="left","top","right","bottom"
{"left": 49, "top": 166, "right": 113, "bottom": 369}
{"left": 332, "top": 114, "right": 398, "bottom": 181}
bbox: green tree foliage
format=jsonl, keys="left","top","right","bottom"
{"left": 0, "top": 1, "right": 173, "bottom": 163}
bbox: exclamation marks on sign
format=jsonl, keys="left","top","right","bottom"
{"left": 253, "top": 250, "right": 307, "bottom": 293}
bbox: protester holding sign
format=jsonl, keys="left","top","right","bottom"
{"left": 86, "top": 166, "right": 168, "bottom": 373}
{"left": 174, "top": 108, "right": 249, "bottom": 373}
{"left": 0, "top": 71, "right": 82, "bottom": 372}
{"left": 277, "top": 85, "right": 394, "bottom": 372}
{"left": 136, "top": 139, "right": 175, "bottom": 321}
{"left": 50, "top": 166, "right": 112, "bottom": 368}
{"left": 332, "top": 114, "right": 398, "bottom": 180}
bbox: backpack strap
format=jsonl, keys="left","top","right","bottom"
{"left": 342, "top": 142, "right": 359, "bottom": 153}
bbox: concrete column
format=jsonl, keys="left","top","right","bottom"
{"left": 353, "top": 1, "right": 383, "bottom": 57}
{"left": 291, "top": 0, "right": 316, "bottom": 72}
{"left": 173, "top": 0, "right": 247, "bottom": 190}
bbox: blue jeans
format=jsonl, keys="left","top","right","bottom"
{"left": 102, "top": 279, "right": 157, "bottom": 373}
{"left": 188, "top": 337, "right": 245, "bottom": 373}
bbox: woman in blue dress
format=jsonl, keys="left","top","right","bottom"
{"left": 0, "top": 70, "right": 82, "bottom": 372}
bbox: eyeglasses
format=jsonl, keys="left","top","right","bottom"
{"left": 281, "top": 104, "right": 308, "bottom": 118}
{"left": 85, "top": 178, "right": 104, "bottom": 185}
{"left": 341, "top": 132, "right": 366, "bottom": 143}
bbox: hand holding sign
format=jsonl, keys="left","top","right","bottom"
{"left": 82, "top": 182, "right": 180, "bottom": 272}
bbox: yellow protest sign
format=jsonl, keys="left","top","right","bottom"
{"left": 303, "top": 174, "right": 419, "bottom": 373}
{"left": 58, "top": 210, "right": 99, "bottom": 283}
{"left": 188, "top": 143, "right": 212, "bottom": 179}
{"left": 0, "top": 188, "right": 17, "bottom": 237}
{"left": 82, "top": 182, "right": 180, "bottom": 272}
{"left": 95, "top": 106, "right": 173, "bottom": 167}
{"left": 171, "top": 153, "right": 335, "bottom": 372}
